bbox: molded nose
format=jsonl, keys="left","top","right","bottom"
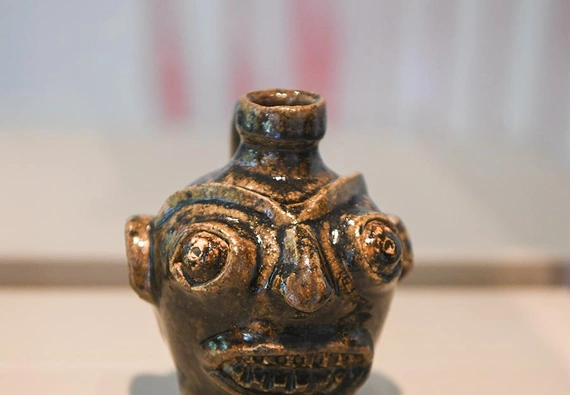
{"left": 278, "top": 226, "right": 332, "bottom": 313}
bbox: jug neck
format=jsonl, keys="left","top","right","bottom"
{"left": 231, "top": 89, "right": 329, "bottom": 178}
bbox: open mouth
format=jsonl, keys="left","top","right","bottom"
{"left": 218, "top": 352, "right": 370, "bottom": 394}
{"left": 203, "top": 326, "right": 373, "bottom": 394}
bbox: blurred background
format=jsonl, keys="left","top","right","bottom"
{"left": 1, "top": 0, "right": 569, "bottom": 285}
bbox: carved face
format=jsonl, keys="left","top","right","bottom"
{"left": 126, "top": 174, "right": 412, "bottom": 395}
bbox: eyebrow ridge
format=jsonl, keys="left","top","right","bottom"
{"left": 157, "top": 173, "right": 367, "bottom": 226}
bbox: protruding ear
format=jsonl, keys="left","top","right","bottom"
{"left": 388, "top": 214, "right": 414, "bottom": 279}
{"left": 125, "top": 215, "right": 155, "bottom": 303}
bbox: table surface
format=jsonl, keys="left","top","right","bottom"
{"left": 2, "top": 287, "right": 570, "bottom": 395}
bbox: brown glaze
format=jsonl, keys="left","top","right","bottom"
{"left": 125, "top": 89, "right": 413, "bottom": 395}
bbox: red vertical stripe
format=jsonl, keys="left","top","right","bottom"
{"left": 293, "top": 1, "right": 339, "bottom": 113}
{"left": 227, "top": 2, "right": 255, "bottom": 103}
{"left": 150, "top": 0, "right": 189, "bottom": 123}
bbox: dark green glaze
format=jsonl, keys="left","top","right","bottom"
{"left": 125, "top": 89, "right": 413, "bottom": 395}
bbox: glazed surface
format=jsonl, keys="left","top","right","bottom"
{"left": 125, "top": 89, "right": 413, "bottom": 395}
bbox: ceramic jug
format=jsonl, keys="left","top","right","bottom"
{"left": 125, "top": 89, "right": 413, "bottom": 395}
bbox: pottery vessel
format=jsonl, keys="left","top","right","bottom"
{"left": 125, "top": 89, "right": 413, "bottom": 395}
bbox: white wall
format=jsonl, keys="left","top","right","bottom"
{"left": 1, "top": 0, "right": 569, "bottom": 264}
{"left": 1, "top": 1, "right": 569, "bottom": 157}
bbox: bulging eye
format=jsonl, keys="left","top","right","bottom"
{"left": 171, "top": 231, "right": 229, "bottom": 286}
{"left": 361, "top": 220, "right": 402, "bottom": 276}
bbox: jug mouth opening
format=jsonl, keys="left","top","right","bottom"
{"left": 246, "top": 89, "right": 322, "bottom": 108}
{"left": 235, "top": 89, "right": 327, "bottom": 149}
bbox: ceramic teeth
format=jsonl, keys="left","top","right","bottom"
{"left": 285, "top": 371, "right": 296, "bottom": 392}
{"left": 241, "top": 365, "right": 253, "bottom": 386}
{"left": 328, "top": 353, "right": 340, "bottom": 367}
{"left": 223, "top": 366, "right": 367, "bottom": 394}
{"left": 263, "top": 371, "right": 274, "bottom": 390}
{"left": 232, "top": 352, "right": 365, "bottom": 368}
{"left": 220, "top": 354, "right": 369, "bottom": 394}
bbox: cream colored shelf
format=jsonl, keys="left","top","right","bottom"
{"left": 1, "top": 287, "right": 569, "bottom": 394}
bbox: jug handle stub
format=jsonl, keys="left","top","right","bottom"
{"left": 125, "top": 215, "right": 155, "bottom": 304}
{"left": 230, "top": 112, "right": 239, "bottom": 157}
